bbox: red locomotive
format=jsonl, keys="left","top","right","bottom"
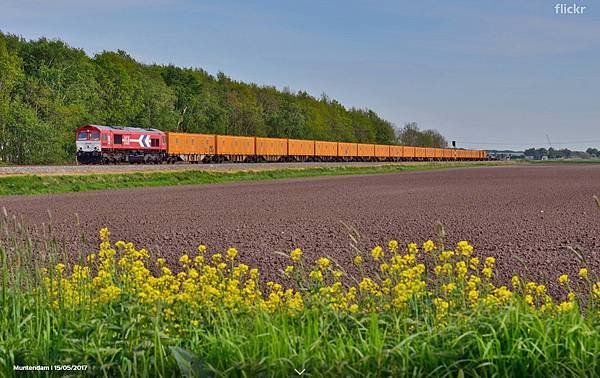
{"left": 76, "top": 125, "right": 166, "bottom": 164}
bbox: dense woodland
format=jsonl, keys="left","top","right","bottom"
{"left": 0, "top": 32, "right": 409, "bottom": 164}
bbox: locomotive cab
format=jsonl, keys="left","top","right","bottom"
{"left": 76, "top": 126, "right": 103, "bottom": 164}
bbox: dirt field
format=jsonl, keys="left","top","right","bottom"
{"left": 2, "top": 165, "right": 599, "bottom": 294}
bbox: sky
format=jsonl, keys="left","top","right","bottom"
{"left": 1, "top": 0, "right": 599, "bottom": 150}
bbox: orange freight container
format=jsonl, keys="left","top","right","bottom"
{"left": 216, "top": 135, "right": 255, "bottom": 155}
{"left": 166, "top": 132, "right": 216, "bottom": 155}
{"left": 403, "top": 146, "right": 415, "bottom": 159}
{"left": 414, "top": 147, "right": 426, "bottom": 159}
{"left": 288, "top": 139, "right": 315, "bottom": 156}
{"left": 374, "top": 144, "right": 389, "bottom": 158}
{"left": 357, "top": 143, "right": 375, "bottom": 157}
{"left": 389, "top": 145, "right": 403, "bottom": 158}
{"left": 315, "top": 141, "right": 337, "bottom": 157}
{"left": 338, "top": 142, "right": 358, "bottom": 157}
{"left": 433, "top": 148, "right": 443, "bottom": 159}
{"left": 256, "top": 137, "right": 287, "bottom": 156}
{"left": 442, "top": 148, "right": 453, "bottom": 159}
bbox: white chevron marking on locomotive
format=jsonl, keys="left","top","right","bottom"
{"left": 130, "top": 135, "right": 150, "bottom": 148}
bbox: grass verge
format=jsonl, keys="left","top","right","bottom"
{"left": 0, "top": 162, "right": 504, "bottom": 196}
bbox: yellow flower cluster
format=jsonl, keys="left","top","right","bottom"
{"left": 41, "top": 228, "right": 600, "bottom": 329}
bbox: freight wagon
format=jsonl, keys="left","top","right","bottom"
{"left": 75, "top": 125, "right": 488, "bottom": 165}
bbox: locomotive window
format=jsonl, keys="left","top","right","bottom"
{"left": 114, "top": 134, "right": 123, "bottom": 144}
{"left": 151, "top": 139, "right": 159, "bottom": 147}
{"left": 77, "top": 132, "right": 88, "bottom": 140}
{"left": 90, "top": 131, "right": 100, "bottom": 140}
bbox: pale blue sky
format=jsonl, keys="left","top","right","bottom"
{"left": 1, "top": 0, "right": 599, "bottom": 150}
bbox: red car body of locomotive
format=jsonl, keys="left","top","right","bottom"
{"left": 76, "top": 125, "right": 167, "bottom": 164}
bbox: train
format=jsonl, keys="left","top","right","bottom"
{"left": 75, "top": 124, "right": 488, "bottom": 165}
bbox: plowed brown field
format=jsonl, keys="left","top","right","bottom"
{"left": 2, "top": 165, "right": 599, "bottom": 294}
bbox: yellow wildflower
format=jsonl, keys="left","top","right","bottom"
{"left": 309, "top": 270, "right": 323, "bottom": 282}
{"left": 353, "top": 255, "right": 363, "bottom": 265}
{"left": 482, "top": 267, "right": 493, "bottom": 280}
{"left": 55, "top": 263, "right": 65, "bottom": 275}
{"left": 407, "top": 243, "right": 418, "bottom": 254}
{"left": 557, "top": 301, "right": 574, "bottom": 313}
{"left": 525, "top": 294, "right": 534, "bottom": 306}
{"left": 226, "top": 248, "right": 238, "bottom": 260}
{"left": 579, "top": 268, "right": 589, "bottom": 280}
{"left": 456, "top": 241, "right": 473, "bottom": 257}
{"left": 290, "top": 248, "right": 303, "bottom": 262}
{"left": 371, "top": 246, "right": 384, "bottom": 261}
{"left": 468, "top": 290, "right": 479, "bottom": 302}
{"left": 179, "top": 255, "right": 190, "bottom": 265}
{"left": 422, "top": 240, "right": 435, "bottom": 252}
{"left": 99, "top": 227, "right": 110, "bottom": 242}
{"left": 558, "top": 274, "right": 569, "bottom": 285}
{"left": 511, "top": 275, "right": 520, "bottom": 288}
{"left": 317, "top": 257, "right": 331, "bottom": 270}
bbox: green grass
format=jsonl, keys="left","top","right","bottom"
{"left": 0, "top": 162, "right": 506, "bottom": 196}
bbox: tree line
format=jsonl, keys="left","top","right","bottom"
{"left": 394, "top": 122, "right": 448, "bottom": 148}
{"left": 1, "top": 32, "right": 417, "bottom": 164}
{"left": 523, "top": 148, "right": 599, "bottom": 160}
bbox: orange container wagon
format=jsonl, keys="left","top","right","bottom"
{"left": 166, "top": 132, "right": 216, "bottom": 155}
{"left": 402, "top": 146, "right": 415, "bottom": 159}
{"left": 256, "top": 137, "right": 287, "bottom": 156}
{"left": 374, "top": 144, "right": 390, "bottom": 158}
{"left": 166, "top": 132, "right": 185, "bottom": 154}
{"left": 389, "top": 145, "right": 403, "bottom": 158}
{"left": 357, "top": 143, "right": 375, "bottom": 157}
{"left": 216, "top": 135, "right": 255, "bottom": 155}
{"left": 315, "top": 141, "right": 337, "bottom": 157}
{"left": 442, "top": 148, "right": 453, "bottom": 160}
{"left": 414, "top": 147, "right": 426, "bottom": 159}
{"left": 424, "top": 148, "right": 433, "bottom": 159}
{"left": 434, "top": 148, "right": 443, "bottom": 160}
{"left": 338, "top": 142, "right": 358, "bottom": 158}
{"left": 288, "top": 139, "right": 315, "bottom": 156}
